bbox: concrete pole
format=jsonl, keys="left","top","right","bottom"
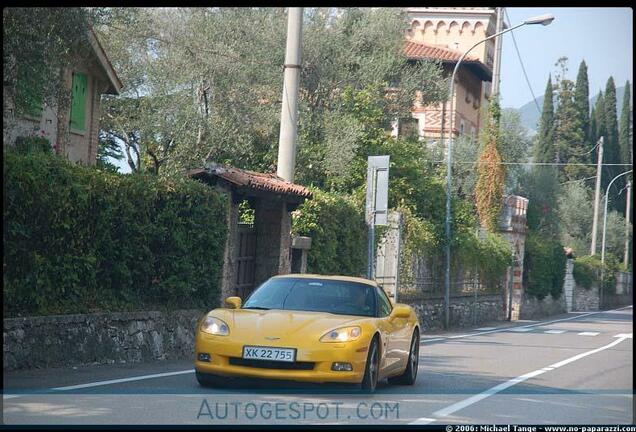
{"left": 491, "top": 7, "right": 505, "bottom": 97}
{"left": 624, "top": 180, "right": 632, "bottom": 268}
{"left": 590, "top": 137, "right": 604, "bottom": 255}
{"left": 277, "top": 8, "right": 303, "bottom": 183}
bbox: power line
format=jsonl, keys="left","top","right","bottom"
{"left": 503, "top": 8, "right": 541, "bottom": 115}
{"left": 428, "top": 161, "right": 633, "bottom": 166}
{"left": 560, "top": 175, "right": 597, "bottom": 185}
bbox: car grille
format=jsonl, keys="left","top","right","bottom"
{"left": 229, "top": 357, "right": 315, "bottom": 370}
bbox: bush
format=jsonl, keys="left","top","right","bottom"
{"left": 573, "top": 255, "right": 602, "bottom": 289}
{"left": 292, "top": 189, "right": 367, "bottom": 277}
{"left": 523, "top": 232, "right": 567, "bottom": 300}
{"left": 3, "top": 150, "right": 228, "bottom": 317}
{"left": 14, "top": 135, "right": 51, "bottom": 154}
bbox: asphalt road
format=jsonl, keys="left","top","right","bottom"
{"left": 2, "top": 306, "right": 633, "bottom": 426}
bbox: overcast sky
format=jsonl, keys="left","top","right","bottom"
{"left": 499, "top": 7, "right": 633, "bottom": 109}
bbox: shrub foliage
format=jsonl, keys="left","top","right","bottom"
{"left": 523, "top": 232, "right": 567, "bottom": 299}
{"left": 3, "top": 151, "right": 227, "bottom": 317}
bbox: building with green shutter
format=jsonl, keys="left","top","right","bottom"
{"left": 3, "top": 27, "right": 122, "bottom": 165}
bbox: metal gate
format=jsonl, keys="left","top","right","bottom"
{"left": 236, "top": 223, "right": 257, "bottom": 299}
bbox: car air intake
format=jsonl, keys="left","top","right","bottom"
{"left": 229, "top": 357, "right": 315, "bottom": 370}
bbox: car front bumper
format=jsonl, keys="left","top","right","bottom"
{"left": 194, "top": 332, "right": 370, "bottom": 384}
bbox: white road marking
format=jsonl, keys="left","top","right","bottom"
{"left": 544, "top": 330, "right": 566, "bottom": 334}
{"left": 509, "top": 327, "right": 533, "bottom": 332}
{"left": 409, "top": 417, "right": 436, "bottom": 424}
{"left": 614, "top": 333, "right": 633, "bottom": 338}
{"left": 3, "top": 369, "right": 195, "bottom": 399}
{"left": 420, "top": 305, "right": 632, "bottom": 344}
{"left": 578, "top": 332, "right": 600, "bottom": 336}
{"left": 475, "top": 327, "right": 497, "bottom": 331}
{"left": 410, "top": 333, "right": 632, "bottom": 424}
{"left": 420, "top": 338, "right": 446, "bottom": 343}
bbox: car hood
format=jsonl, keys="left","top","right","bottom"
{"left": 208, "top": 308, "right": 370, "bottom": 343}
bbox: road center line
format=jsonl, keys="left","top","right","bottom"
{"left": 409, "top": 333, "right": 632, "bottom": 424}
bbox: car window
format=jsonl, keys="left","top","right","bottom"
{"left": 242, "top": 278, "right": 377, "bottom": 317}
{"left": 375, "top": 286, "right": 392, "bottom": 317}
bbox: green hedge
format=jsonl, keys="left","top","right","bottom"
{"left": 292, "top": 189, "right": 367, "bottom": 277}
{"left": 573, "top": 255, "right": 602, "bottom": 289}
{"left": 523, "top": 232, "right": 567, "bottom": 300}
{"left": 3, "top": 150, "right": 228, "bottom": 317}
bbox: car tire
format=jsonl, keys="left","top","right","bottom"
{"left": 360, "top": 336, "right": 380, "bottom": 393}
{"left": 387, "top": 329, "right": 419, "bottom": 385}
{"left": 196, "top": 371, "right": 220, "bottom": 388}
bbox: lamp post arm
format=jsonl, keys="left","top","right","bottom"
{"left": 601, "top": 169, "right": 633, "bottom": 264}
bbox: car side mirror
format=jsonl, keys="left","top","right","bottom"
{"left": 390, "top": 304, "right": 411, "bottom": 319}
{"left": 225, "top": 296, "right": 242, "bottom": 309}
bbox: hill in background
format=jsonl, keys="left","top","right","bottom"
{"left": 512, "top": 85, "right": 630, "bottom": 136}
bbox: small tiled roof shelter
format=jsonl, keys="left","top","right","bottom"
{"left": 187, "top": 163, "right": 312, "bottom": 303}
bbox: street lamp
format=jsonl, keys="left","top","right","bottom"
{"left": 599, "top": 169, "right": 632, "bottom": 307}
{"left": 442, "top": 13, "right": 555, "bottom": 329}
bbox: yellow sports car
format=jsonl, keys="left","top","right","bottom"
{"left": 194, "top": 274, "right": 420, "bottom": 392}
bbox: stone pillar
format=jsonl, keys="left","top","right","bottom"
{"left": 254, "top": 199, "right": 292, "bottom": 286}
{"left": 563, "top": 259, "right": 575, "bottom": 312}
{"left": 499, "top": 195, "right": 529, "bottom": 321}
{"left": 375, "top": 211, "right": 403, "bottom": 301}
{"left": 291, "top": 236, "right": 312, "bottom": 273}
{"left": 220, "top": 193, "right": 240, "bottom": 305}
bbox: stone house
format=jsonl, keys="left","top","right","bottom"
{"left": 3, "top": 27, "right": 122, "bottom": 165}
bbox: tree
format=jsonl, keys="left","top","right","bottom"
{"left": 573, "top": 60, "right": 591, "bottom": 148}
{"left": 558, "top": 181, "right": 594, "bottom": 256}
{"left": 619, "top": 81, "right": 632, "bottom": 167}
{"left": 95, "top": 8, "right": 446, "bottom": 180}
{"left": 603, "top": 77, "right": 624, "bottom": 213}
{"left": 533, "top": 75, "right": 555, "bottom": 163}
{"left": 475, "top": 99, "right": 505, "bottom": 232}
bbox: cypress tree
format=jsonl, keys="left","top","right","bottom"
{"left": 603, "top": 77, "right": 624, "bottom": 213}
{"left": 619, "top": 81, "right": 632, "bottom": 167}
{"left": 534, "top": 75, "right": 555, "bottom": 163}
{"left": 574, "top": 60, "right": 591, "bottom": 147}
{"left": 554, "top": 77, "right": 585, "bottom": 181}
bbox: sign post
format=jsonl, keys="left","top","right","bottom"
{"left": 366, "top": 156, "right": 390, "bottom": 280}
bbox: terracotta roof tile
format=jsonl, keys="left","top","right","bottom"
{"left": 403, "top": 40, "right": 479, "bottom": 63}
{"left": 187, "top": 164, "right": 312, "bottom": 199}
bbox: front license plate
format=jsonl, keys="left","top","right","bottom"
{"left": 242, "top": 346, "right": 296, "bottom": 362}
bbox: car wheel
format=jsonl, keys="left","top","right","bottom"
{"left": 196, "top": 371, "right": 220, "bottom": 388}
{"left": 360, "top": 336, "right": 380, "bottom": 393}
{"left": 388, "top": 329, "right": 419, "bottom": 385}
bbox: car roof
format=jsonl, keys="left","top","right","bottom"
{"left": 272, "top": 273, "right": 378, "bottom": 287}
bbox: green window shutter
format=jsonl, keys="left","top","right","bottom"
{"left": 70, "top": 72, "right": 87, "bottom": 131}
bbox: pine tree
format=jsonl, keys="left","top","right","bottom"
{"left": 534, "top": 75, "right": 555, "bottom": 163}
{"left": 475, "top": 98, "right": 506, "bottom": 232}
{"left": 603, "top": 77, "right": 624, "bottom": 213}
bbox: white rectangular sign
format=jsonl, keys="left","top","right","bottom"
{"left": 366, "top": 155, "right": 390, "bottom": 226}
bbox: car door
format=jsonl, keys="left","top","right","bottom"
{"left": 374, "top": 286, "right": 403, "bottom": 376}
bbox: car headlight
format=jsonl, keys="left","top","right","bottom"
{"left": 200, "top": 316, "right": 230, "bottom": 336}
{"left": 320, "top": 326, "right": 361, "bottom": 343}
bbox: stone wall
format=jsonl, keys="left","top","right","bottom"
{"left": 408, "top": 294, "right": 505, "bottom": 331}
{"left": 573, "top": 283, "right": 600, "bottom": 311}
{"left": 519, "top": 293, "right": 566, "bottom": 320}
{"left": 3, "top": 309, "right": 205, "bottom": 371}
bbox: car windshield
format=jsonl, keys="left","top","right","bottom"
{"left": 242, "top": 278, "right": 376, "bottom": 317}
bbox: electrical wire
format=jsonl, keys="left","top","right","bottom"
{"left": 503, "top": 8, "right": 541, "bottom": 115}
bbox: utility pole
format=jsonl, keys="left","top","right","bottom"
{"left": 491, "top": 7, "right": 505, "bottom": 97}
{"left": 590, "top": 136, "right": 604, "bottom": 255}
{"left": 277, "top": 7, "right": 303, "bottom": 183}
{"left": 624, "top": 179, "right": 632, "bottom": 268}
